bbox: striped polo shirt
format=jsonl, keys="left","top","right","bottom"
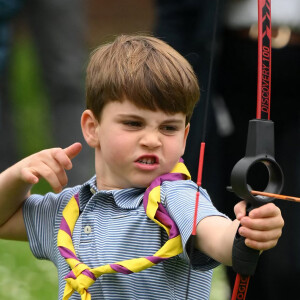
{"left": 23, "top": 176, "right": 227, "bottom": 299}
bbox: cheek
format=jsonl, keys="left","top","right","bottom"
{"left": 165, "top": 136, "right": 186, "bottom": 156}
{"left": 101, "top": 134, "right": 132, "bottom": 161}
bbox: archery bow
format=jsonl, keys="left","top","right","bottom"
{"left": 230, "top": 1, "right": 284, "bottom": 299}
{"left": 186, "top": 1, "right": 285, "bottom": 299}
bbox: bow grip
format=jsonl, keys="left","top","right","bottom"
{"left": 232, "top": 227, "right": 260, "bottom": 276}
{"left": 232, "top": 203, "right": 259, "bottom": 276}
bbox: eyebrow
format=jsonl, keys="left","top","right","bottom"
{"left": 161, "top": 119, "right": 185, "bottom": 125}
{"left": 117, "top": 114, "right": 185, "bottom": 124}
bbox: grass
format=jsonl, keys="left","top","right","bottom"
{"left": 210, "top": 265, "right": 230, "bottom": 300}
{"left": 0, "top": 240, "right": 58, "bottom": 299}
{"left": 0, "top": 35, "right": 229, "bottom": 299}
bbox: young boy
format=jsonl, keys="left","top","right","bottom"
{"left": 0, "top": 35, "right": 283, "bottom": 299}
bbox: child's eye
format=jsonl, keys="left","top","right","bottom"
{"left": 160, "top": 125, "right": 178, "bottom": 133}
{"left": 123, "top": 121, "right": 143, "bottom": 128}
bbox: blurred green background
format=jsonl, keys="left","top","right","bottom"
{"left": 0, "top": 2, "right": 230, "bottom": 298}
{"left": 0, "top": 36, "right": 58, "bottom": 299}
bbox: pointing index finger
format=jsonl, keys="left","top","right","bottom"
{"left": 64, "top": 143, "right": 82, "bottom": 160}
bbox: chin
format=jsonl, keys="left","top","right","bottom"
{"left": 131, "top": 178, "right": 155, "bottom": 189}
{"left": 129, "top": 172, "right": 166, "bottom": 189}
{"left": 132, "top": 182, "right": 151, "bottom": 189}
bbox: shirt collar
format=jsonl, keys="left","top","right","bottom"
{"left": 78, "top": 175, "right": 146, "bottom": 211}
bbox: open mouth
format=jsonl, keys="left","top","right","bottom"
{"left": 136, "top": 156, "right": 159, "bottom": 165}
{"left": 137, "top": 158, "right": 156, "bottom": 165}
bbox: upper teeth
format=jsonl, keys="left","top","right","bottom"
{"left": 139, "top": 158, "right": 155, "bottom": 164}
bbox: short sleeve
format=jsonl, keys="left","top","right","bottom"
{"left": 161, "top": 180, "right": 229, "bottom": 271}
{"left": 23, "top": 187, "right": 79, "bottom": 261}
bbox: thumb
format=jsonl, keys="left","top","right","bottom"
{"left": 234, "top": 200, "right": 247, "bottom": 220}
{"left": 64, "top": 142, "right": 83, "bottom": 160}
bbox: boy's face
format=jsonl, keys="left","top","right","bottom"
{"left": 83, "top": 99, "right": 190, "bottom": 190}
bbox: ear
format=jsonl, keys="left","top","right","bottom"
{"left": 181, "top": 123, "right": 190, "bottom": 156}
{"left": 81, "top": 110, "right": 100, "bottom": 148}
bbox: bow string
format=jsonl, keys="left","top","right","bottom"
{"left": 185, "top": 0, "right": 220, "bottom": 298}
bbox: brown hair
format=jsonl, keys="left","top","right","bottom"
{"left": 86, "top": 35, "right": 200, "bottom": 123}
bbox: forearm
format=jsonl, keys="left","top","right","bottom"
{"left": 195, "top": 202, "right": 284, "bottom": 266}
{"left": 195, "top": 216, "right": 239, "bottom": 266}
{"left": 0, "top": 164, "right": 32, "bottom": 226}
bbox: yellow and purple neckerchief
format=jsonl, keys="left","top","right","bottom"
{"left": 57, "top": 160, "right": 191, "bottom": 300}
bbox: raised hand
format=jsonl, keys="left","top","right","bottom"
{"left": 17, "top": 142, "right": 82, "bottom": 192}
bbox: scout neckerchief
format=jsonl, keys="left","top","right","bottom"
{"left": 57, "top": 160, "right": 191, "bottom": 300}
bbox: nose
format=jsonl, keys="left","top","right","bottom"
{"left": 139, "top": 130, "right": 162, "bottom": 149}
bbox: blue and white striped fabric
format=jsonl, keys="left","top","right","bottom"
{"left": 23, "top": 176, "right": 227, "bottom": 299}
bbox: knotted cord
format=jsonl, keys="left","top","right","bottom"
{"left": 57, "top": 160, "right": 190, "bottom": 300}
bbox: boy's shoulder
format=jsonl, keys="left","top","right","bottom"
{"left": 162, "top": 179, "right": 197, "bottom": 188}
{"left": 162, "top": 179, "right": 208, "bottom": 194}
{"left": 161, "top": 179, "right": 211, "bottom": 204}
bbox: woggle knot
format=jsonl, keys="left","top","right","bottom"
{"left": 63, "top": 263, "right": 96, "bottom": 300}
